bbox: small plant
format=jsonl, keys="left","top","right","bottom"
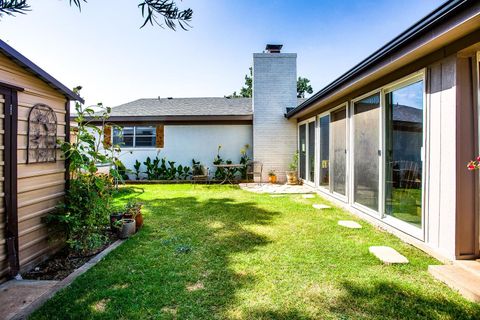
{"left": 125, "top": 200, "right": 143, "bottom": 219}
{"left": 192, "top": 159, "right": 202, "bottom": 175}
{"left": 239, "top": 144, "right": 251, "bottom": 179}
{"left": 133, "top": 160, "right": 142, "bottom": 180}
{"left": 289, "top": 151, "right": 299, "bottom": 171}
{"left": 268, "top": 170, "right": 276, "bottom": 177}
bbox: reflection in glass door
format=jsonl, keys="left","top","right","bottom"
{"left": 308, "top": 121, "right": 316, "bottom": 183}
{"left": 353, "top": 93, "right": 380, "bottom": 211}
{"left": 319, "top": 115, "right": 330, "bottom": 188}
{"left": 331, "top": 107, "right": 347, "bottom": 196}
{"left": 385, "top": 80, "right": 424, "bottom": 228}
{"left": 299, "top": 124, "right": 306, "bottom": 180}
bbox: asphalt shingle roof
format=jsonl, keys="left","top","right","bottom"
{"left": 109, "top": 97, "right": 252, "bottom": 117}
{"left": 106, "top": 97, "right": 306, "bottom": 117}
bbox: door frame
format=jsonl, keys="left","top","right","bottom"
{"left": 380, "top": 70, "right": 426, "bottom": 241}
{"left": 298, "top": 117, "right": 316, "bottom": 186}
{"left": 0, "top": 86, "right": 19, "bottom": 277}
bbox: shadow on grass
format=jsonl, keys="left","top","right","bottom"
{"left": 329, "top": 280, "right": 480, "bottom": 320}
{"left": 31, "top": 189, "right": 280, "bottom": 319}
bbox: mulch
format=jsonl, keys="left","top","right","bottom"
{"left": 22, "top": 232, "right": 118, "bottom": 281}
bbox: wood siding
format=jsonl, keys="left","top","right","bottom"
{"left": 0, "top": 94, "right": 6, "bottom": 280}
{"left": 0, "top": 52, "right": 67, "bottom": 276}
{"left": 425, "top": 55, "right": 458, "bottom": 258}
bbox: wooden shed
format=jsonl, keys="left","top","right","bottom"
{"left": 0, "top": 39, "right": 82, "bottom": 283}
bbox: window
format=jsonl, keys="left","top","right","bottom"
{"left": 113, "top": 126, "right": 156, "bottom": 148}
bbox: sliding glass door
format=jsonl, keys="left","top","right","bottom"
{"left": 385, "top": 80, "right": 424, "bottom": 228}
{"left": 353, "top": 93, "right": 380, "bottom": 211}
{"left": 308, "top": 122, "right": 316, "bottom": 183}
{"left": 331, "top": 107, "right": 347, "bottom": 196}
{"left": 299, "top": 124, "right": 306, "bottom": 180}
{"left": 319, "top": 115, "right": 330, "bottom": 188}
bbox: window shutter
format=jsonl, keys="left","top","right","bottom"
{"left": 103, "top": 125, "right": 112, "bottom": 148}
{"left": 156, "top": 124, "right": 164, "bottom": 148}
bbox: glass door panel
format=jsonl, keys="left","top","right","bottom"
{"left": 299, "top": 124, "right": 306, "bottom": 180}
{"left": 308, "top": 121, "right": 316, "bottom": 183}
{"left": 385, "top": 80, "right": 423, "bottom": 228}
{"left": 353, "top": 94, "right": 380, "bottom": 211}
{"left": 319, "top": 115, "right": 330, "bottom": 188}
{"left": 331, "top": 107, "right": 347, "bottom": 195}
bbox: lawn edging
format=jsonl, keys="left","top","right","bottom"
{"left": 12, "top": 240, "right": 125, "bottom": 320}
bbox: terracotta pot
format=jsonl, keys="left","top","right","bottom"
{"left": 134, "top": 212, "right": 143, "bottom": 231}
{"left": 118, "top": 219, "right": 136, "bottom": 239}
{"left": 268, "top": 175, "right": 277, "bottom": 184}
{"left": 285, "top": 171, "right": 298, "bottom": 185}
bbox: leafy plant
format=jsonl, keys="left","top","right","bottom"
{"left": 289, "top": 151, "right": 299, "bottom": 171}
{"left": 125, "top": 200, "right": 143, "bottom": 219}
{"left": 47, "top": 87, "right": 124, "bottom": 254}
{"left": 143, "top": 156, "right": 156, "bottom": 180}
{"left": 192, "top": 159, "right": 202, "bottom": 175}
{"left": 133, "top": 160, "right": 142, "bottom": 180}
{"left": 1, "top": 0, "right": 193, "bottom": 31}
{"left": 239, "top": 144, "right": 250, "bottom": 179}
{"left": 213, "top": 145, "right": 226, "bottom": 180}
{"left": 268, "top": 170, "right": 276, "bottom": 177}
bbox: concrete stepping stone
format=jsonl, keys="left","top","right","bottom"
{"left": 338, "top": 220, "right": 362, "bottom": 229}
{"left": 312, "top": 204, "right": 331, "bottom": 209}
{"left": 369, "top": 246, "right": 409, "bottom": 264}
{"left": 302, "top": 194, "right": 315, "bottom": 199}
{"left": 270, "top": 195, "right": 285, "bottom": 198}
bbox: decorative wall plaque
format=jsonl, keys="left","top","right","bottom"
{"left": 27, "top": 103, "right": 57, "bottom": 163}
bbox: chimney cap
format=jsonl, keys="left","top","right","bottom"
{"left": 265, "top": 44, "right": 283, "bottom": 53}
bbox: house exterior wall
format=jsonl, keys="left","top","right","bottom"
{"left": 100, "top": 124, "right": 253, "bottom": 179}
{"left": 291, "top": 47, "right": 479, "bottom": 261}
{"left": 0, "top": 52, "right": 68, "bottom": 282}
{"left": 253, "top": 52, "right": 298, "bottom": 182}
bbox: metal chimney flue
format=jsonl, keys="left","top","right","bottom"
{"left": 265, "top": 44, "right": 282, "bottom": 53}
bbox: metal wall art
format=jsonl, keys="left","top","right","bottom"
{"left": 27, "top": 103, "right": 57, "bottom": 163}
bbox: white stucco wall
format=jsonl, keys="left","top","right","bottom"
{"left": 115, "top": 124, "right": 252, "bottom": 179}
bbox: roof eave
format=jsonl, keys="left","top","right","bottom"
{"left": 0, "top": 39, "right": 84, "bottom": 103}
{"left": 286, "top": 0, "right": 475, "bottom": 119}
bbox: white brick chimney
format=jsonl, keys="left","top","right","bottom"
{"left": 252, "top": 44, "right": 298, "bottom": 183}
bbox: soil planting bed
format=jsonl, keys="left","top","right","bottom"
{"left": 22, "top": 232, "right": 118, "bottom": 281}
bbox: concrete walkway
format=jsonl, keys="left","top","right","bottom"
{"left": 239, "top": 183, "right": 315, "bottom": 194}
{"left": 0, "top": 240, "right": 124, "bottom": 320}
{"left": 0, "top": 280, "right": 58, "bottom": 320}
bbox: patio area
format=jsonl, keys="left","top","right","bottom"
{"left": 30, "top": 185, "right": 480, "bottom": 319}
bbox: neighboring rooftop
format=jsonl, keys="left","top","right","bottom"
{"left": 109, "top": 97, "right": 252, "bottom": 117}
{"left": 83, "top": 97, "right": 306, "bottom": 122}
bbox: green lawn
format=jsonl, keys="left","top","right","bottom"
{"left": 31, "top": 185, "right": 480, "bottom": 319}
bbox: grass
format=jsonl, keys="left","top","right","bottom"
{"left": 31, "top": 185, "right": 480, "bottom": 319}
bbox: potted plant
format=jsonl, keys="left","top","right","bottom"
{"left": 268, "top": 170, "right": 277, "bottom": 184}
{"left": 286, "top": 151, "right": 299, "bottom": 185}
{"left": 124, "top": 200, "right": 143, "bottom": 231}
{"left": 116, "top": 218, "right": 136, "bottom": 239}
{"left": 109, "top": 211, "right": 124, "bottom": 231}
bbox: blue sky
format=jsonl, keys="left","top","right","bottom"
{"left": 0, "top": 0, "right": 444, "bottom": 106}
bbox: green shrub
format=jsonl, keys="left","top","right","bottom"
{"left": 46, "top": 88, "right": 124, "bottom": 254}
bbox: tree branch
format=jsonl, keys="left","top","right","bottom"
{"left": 0, "top": 0, "right": 30, "bottom": 17}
